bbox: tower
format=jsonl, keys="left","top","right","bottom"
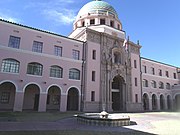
{"left": 69, "top": 0, "right": 142, "bottom": 112}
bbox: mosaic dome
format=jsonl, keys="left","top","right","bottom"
{"left": 76, "top": 0, "right": 118, "bottom": 19}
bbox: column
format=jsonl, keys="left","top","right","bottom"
{"left": 157, "top": 98, "right": 160, "bottom": 110}
{"left": 60, "top": 94, "right": 67, "bottom": 112}
{"left": 164, "top": 99, "right": 168, "bottom": 110}
{"left": 149, "top": 98, "right": 152, "bottom": 111}
{"left": 13, "top": 91, "right": 24, "bottom": 112}
{"left": 38, "top": 93, "right": 47, "bottom": 112}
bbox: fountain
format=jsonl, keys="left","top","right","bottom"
{"left": 76, "top": 104, "right": 130, "bottom": 127}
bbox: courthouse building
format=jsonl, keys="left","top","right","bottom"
{"left": 0, "top": 0, "right": 180, "bottom": 112}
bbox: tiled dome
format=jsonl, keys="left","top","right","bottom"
{"left": 76, "top": 0, "right": 118, "bottom": 20}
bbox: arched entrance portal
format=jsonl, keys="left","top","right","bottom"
{"left": 143, "top": 93, "right": 149, "bottom": 110}
{"left": 23, "top": 84, "right": 40, "bottom": 111}
{"left": 152, "top": 94, "right": 157, "bottom": 110}
{"left": 0, "top": 82, "right": 16, "bottom": 110}
{"left": 111, "top": 75, "right": 125, "bottom": 111}
{"left": 175, "top": 94, "right": 180, "bottom": 111}
{"left": 67, "top": 87, "right": 79, "bottom": 111}
{"left": 47, "top": 86, "right": 61, "bottom": 111}
{"left": 160, "top": 95, "right": 165, "bottom": 110}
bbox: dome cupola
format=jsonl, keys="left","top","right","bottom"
{"left": 76, "top": 0, "right": 118, "bottom": 20}
{"left": 70, "top": 0, "right": 123, "bottom": 39}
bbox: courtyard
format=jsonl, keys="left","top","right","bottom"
{"left": 0, "top": 111, "right": 179, "bottom": 135}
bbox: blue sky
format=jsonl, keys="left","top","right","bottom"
{"left": 0, "top": 0, "right": 180, "bottom": 67}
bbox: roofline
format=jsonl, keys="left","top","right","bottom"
{"left": 141, "top": 57, "right": 179, "bottom": 68}
{"left": 0, "top": 19, "right": 84, "bottom": 44}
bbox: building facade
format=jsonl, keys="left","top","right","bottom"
{"left": 0, "top": 0, "right": 180, "bottom": 112}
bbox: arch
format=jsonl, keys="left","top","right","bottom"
{"left": 0, "top": 80, "right": 18, "bottom": 91}
{"left": 175, "top": 94, "right": 180, "bottom": 111}
{"left": 0, "top": 81, "right": 16, "bottom": 110}
{"left": 152, "top": 94, "right": 158, "bottom": 110}
{"left": 111, "top": 75, "right": 125, "bottom": 111}
{"left": 46, "top": 85, "right": 61, "bottom": 111}
{"left": 23, "top": 83, "right": 40, "bottom": 111}
{"left": 46, "top": 84, "right": 62, "bottom": 94}
{"left": 67, "top": 87, "right": 79, "bottom": 111}
{"left": 143, "top": 93, "right": 149, "bottom": 111}
{"left": 160, "top": 94, "right": 165, "bottom": 110}
{"left": 66, "top": 86, "right": 81, "bottom": 96}
{"left": 167, "top": 95, "right": 172, "bottom": 110}
{"left": 23, "top": 82, "right": 42, "bottom": 93}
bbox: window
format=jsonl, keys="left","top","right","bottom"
{"left": 142, "top": 65, "right": 147, "bottom": 73}
{"left": 114, "top": 52, "right": 121, "bottom": 64}
{"left": 158, "top": 69, "right": 162, "bottom": 76}
{"left": 151, "top": 67, "right": 155, "bottom": 75}
{"left": 92, "top": 71, "right": 96, "bottom": 81}
{"left": 174, "top": 73, "right": 177, "bottom": 79}
{"left": 134, "top": 60, "right": 137, "bottom": 68}
{"left": 91, "top": 91, "right": 95, "bottom": 101}
{"left": 135, "top": 94, "right": 138, "bottom": 103}
{"left": 1, "top": 58, "right": 20, "bottom": 73}
{"left": 117, "top": 24, "right": 120, "bottom": 30}
{"left": 110, "top": 20, "right": 114, "bottom": 27}
{"left": 159, "top": 81, "right": 164, "bottom": 89}
{"left": 54, "top": 46, "right": 62, "bottom": 56}
{"left": 27, "top": 62, "right": 43, "bottom": 76}
{"left": 166, "top": 83, "right": 171, "bottom": 90}
{"left": 92, "top": 50, "right": 96, "bottom": 60}
{"left": 32, "top": 41, "right": 43, "bottom": 53}
{"left": 151, "top": 80, "right": 157, "bottom": 88}
{"left": 0, "top": 92, "right": 10, "bottom": 103}
{"left": 143, "top": 79, "right": 148, "bottom": 87}
{"left": 90, "top": 19, "right": 95, "bottom": 25}
{"left": 100, "top": 19, "right": 105, "bottom": 25}
{"left": 8, "top": 35, "right": 21, "bottom": 49}
{"left": 82, "top": 21, "right": 85, "bottom": 27}
{"left": 69, "top": 68, "right": 80, "bottom": 80}
{"left": 165, "top": 71, "right": 169, "bottom": 77}
{"left": 50, "top": 65, "right": 63, "bottom": 78}
{"left": 135, "top": 77, "right": 137, "bottom": 86}
{"left": 72, "top": 50, "right": 80, "bottom": 60}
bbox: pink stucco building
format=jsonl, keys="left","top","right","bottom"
{"left": 0, "top": 0, "right": 180, "bottom": 112}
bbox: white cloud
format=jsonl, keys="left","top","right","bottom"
{"left": 25, "top": 0, "right": 77, "bottom": 25}
{"left": 44, "top": 9, "right": 76, "bottom": 25}
{"left": 0, "top": 13, "right": 21, "bottom": 23}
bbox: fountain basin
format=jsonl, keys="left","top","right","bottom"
{"left": 76, "top": 113, "right": 130, "bottom": 127}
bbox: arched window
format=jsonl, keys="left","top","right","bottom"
{"left": 114, "top": 52, "right": 121, "bottom": 64}
{"left": 151, "top": 80, "right": 157, "bottom": 88}
{"left": 69, "top": 68, "right": 80, "bottom": 80}
{"left": 50, "top": 65, "right": 63, "bottom": 78}
{"left": 166, "top": 83, "right": 171, "bottom": 90}
{"left": 159, "top": 81, "right": 164, "bottom": 89}
{"left": 27, "top": 62, "right": 43, "bottom": 76}
{"left": 1, "top": 58, "right": 20, "bottom": 73}
{"left": 143, "top": 79, "right": 148, "bottom": 87}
